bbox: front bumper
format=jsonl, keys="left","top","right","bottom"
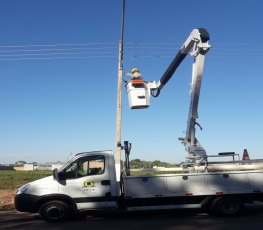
{"left": 14, "top": 194, "right": 40, "bottom": 213}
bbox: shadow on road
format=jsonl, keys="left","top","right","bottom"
{"left": 1, "top": 205, "right": 263, "bottom": 230}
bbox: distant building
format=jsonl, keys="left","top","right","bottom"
{"left": 37, "top": 164, "right": 52, "bottom": 171}
{"left": 15, "top": 161, "right": 27, "bottom": 166}
{"left": 13, "top": 162, "right": 64, "bottom": 171}
{"left": 23, "top": 163, "right": 38, "bottom": 171}
{"left": 0, "top": 165, "right": 14, "bottom": 170}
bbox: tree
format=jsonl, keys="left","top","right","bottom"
{"left": 129, "top": 159, "right": 179, "bottom": 169}
{"left": 129, "top": 159, "right": 142, "bottom": 169}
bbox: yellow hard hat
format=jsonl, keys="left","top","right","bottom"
{"left": 131, "top": 68, "right": 140, "bottom": 73}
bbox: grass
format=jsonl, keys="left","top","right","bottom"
{"left": 0, "top": 170, "right": 52, "bottom": 190}
{"left": 0, "top": 170, "right": 52, "bottom": 211}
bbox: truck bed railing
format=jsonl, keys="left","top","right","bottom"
{"left": 125, "top": 158, "right": 263, "bottom": 175}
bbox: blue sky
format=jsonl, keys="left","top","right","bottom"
{"left": 0, "top": 0, "right": 263, "bottom": 164}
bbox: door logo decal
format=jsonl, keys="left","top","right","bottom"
{"left": 82, "top": 179, "right": 96, "bottom": 192}
{"left": 83, "top": 179, "right": 95, "bottom": 188}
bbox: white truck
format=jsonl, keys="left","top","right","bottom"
{"left": 14, "top": 149, "right": 263, "bottom": 222}
{"left": 15, "top": 28, "right": 263, "bottom": 222}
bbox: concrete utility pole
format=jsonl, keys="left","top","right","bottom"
{"left": 115, "top": 0, "right": 125, "bottom": 182}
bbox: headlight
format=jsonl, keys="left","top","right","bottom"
{"left": 16, "top": 184, "right": 30, "bottom": 195}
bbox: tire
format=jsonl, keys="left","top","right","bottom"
{"left": 210, "top": 196, "right": 244, "bottom": 216}
{"left": 39, "top": 200, "right": 70, "bottom": 222}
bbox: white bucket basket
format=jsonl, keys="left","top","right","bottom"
{"left": 126, "top": 80, "right": 150, "bottom": 109}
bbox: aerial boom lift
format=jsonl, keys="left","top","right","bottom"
{"left": 126, "top": 28, "right": 211, "bottom": 164}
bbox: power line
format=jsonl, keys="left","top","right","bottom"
{"left": 0, "top": 47, "right": 118, "bottom": 53}
{"left": 1, "top": 42, "right": 263, "bottom": 61}
{"left": 0, "top": 42, "right": 118, "bottom": 48}
{"left": 0, "top": 51, "right": 116, "bottom": 57}
{"left": 0, "top": 54, "right": 117, "bottom": 61}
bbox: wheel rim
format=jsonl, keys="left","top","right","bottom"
{"left": 220, "top": 200, "right": 239, "bottom": 214}
{"left": 44, "top": 204, "right": 65, "bottom": 220}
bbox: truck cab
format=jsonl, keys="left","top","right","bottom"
{"left": 15, "top": 151, "right": 118, "bottom": 222}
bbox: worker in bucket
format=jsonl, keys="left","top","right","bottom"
{"left": 125, "top": 68, "right": 143, "bottom": 80}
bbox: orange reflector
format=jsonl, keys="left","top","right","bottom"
{"left": 131, "top": 79, "right": 144, "bottom": 85}
{"left": 185, "top": 192, "right": 193, "bottom": 196}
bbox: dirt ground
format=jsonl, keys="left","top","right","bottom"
{"left": 0, "top": 189, "right": 15, "bottom": 210}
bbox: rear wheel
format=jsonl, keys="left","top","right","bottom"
{"left": 39, "top": 200, "right": 70, "bottom": 222}
{"left": 210, "top": 196, "right": 244, "bottom": 216}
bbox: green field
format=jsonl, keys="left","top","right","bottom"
{"left": 0, "top": 170, "right": 53, "bottom": 210}
{"left": 0, "top": 170, "right": 52, "bottom": 190}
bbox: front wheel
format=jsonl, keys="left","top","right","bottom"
{"left": 39, "top": 200, "right": 70, "bottom": 222}
{"left": 210, "top": 196, "right": 244, "bottom": 216}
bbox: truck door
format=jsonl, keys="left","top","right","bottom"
{"left": 58, "top": 155, "right": 116, "bottom": 210}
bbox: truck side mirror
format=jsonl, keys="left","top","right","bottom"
{"left": 53, "top": 168, "right": 59, "bottom": 181}
{"left": 53, "top": 168, "right": 66, "bottom": 181}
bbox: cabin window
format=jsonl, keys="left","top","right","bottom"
{"left": 64, "top": 155, "right": 105, "bottom": 179}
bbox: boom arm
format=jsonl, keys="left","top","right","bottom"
{"left": 149, "top": 28, "right": 211, "bottom": 164}
{"left": 151, "top": 28, "right": 210, "bottom": 96}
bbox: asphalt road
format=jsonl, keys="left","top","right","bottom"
{"left": 1, "top": 205, "right": 263, "bottom": 230}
